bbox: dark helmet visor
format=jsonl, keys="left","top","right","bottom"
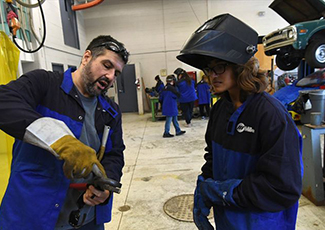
{"left": 177, "top": 13, "right": 258, "bottom": 69}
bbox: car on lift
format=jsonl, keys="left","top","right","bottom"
{"left": 263, "top": 0, "right": 325, "bottom": 71}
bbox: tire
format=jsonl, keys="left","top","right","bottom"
{"left": 275, "top": 54, "right": 301, "bottom": 71}
{"left": 305, "top": 40, "right": 325, "bottom": 68}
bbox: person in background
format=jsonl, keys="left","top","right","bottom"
{"left": 154, "top": 75, "right": 164, "bottom": 94}
{"left": 174, "top": 68, "right": 198, "bottom": 127}
{"left": 159, "top": 75, "right": 186, "bottom": 138}
{"left": 154, "top": 75, "right": 165, "bottom": 112}
{"left": 177, "top": 13, "right": 302, "bottom": 230}
{"left": 0, "top": 35, "right": 129, "bottom": 230}
{"left": 196, "top": 75, "right": 211, "bottom": 119}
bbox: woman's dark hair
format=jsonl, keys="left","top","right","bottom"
{"left": 181, "top": 71, "right": 192, "bottom": 85}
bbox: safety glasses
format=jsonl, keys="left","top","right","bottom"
{"left": 203, "top": 63, "right": 229, "bottom": 76}
{"left": 94, "top": 41, "right": 129, "bottom": 63}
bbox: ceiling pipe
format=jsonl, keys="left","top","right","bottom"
{"left": 72, "top": 0, "right": 104, "bottom": 11}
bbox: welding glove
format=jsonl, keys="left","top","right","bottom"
{"left": 23, "top": 117, "right": 106, "bottom": 179}
{"left": 200, "top": 178, "right": 242, "bottom": 207}
{"left": 193, "top": 175, "right": 214, "bottom": 230}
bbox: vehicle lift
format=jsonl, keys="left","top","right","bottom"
{"left": 299, "top": 61, "right": 325, "bottom": 205}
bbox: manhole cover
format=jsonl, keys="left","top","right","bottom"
{"left": 163, "top": 194, "right": 213, "bottom": 222}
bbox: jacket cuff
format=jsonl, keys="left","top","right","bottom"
{"left": 100, "top": 192, "right": 113, "bottom": 206}
{"left": 200, "top": 178, "right": 242, "bottom": 207}
{"left": 23, "top": 117, "right": 74, "bottom": 157}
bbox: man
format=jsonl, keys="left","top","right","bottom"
{"left": 0, "top": 35, "right": 129, "bottom": 230}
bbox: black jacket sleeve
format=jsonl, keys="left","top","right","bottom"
{"left": 101, "top": 102, "right": 125, "bottom": 182}
{"left": 0, "top": 70, "right": 49, "bottom": 139}
{"left": 200, "top": 102, "right": 218, "bottom": 179}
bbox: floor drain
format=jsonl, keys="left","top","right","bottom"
{"left": 163, "top": 194, "right": 213, "bottom": 222}
{"left": 118, "top": 205, "right": 131, "bottom": 212}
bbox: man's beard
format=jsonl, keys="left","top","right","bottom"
{"left": 81, "top": 61, "right": 111, "bottom": 97}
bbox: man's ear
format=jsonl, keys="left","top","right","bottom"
{"left": 82, "top": 50, "right": 92, "bottom": 65}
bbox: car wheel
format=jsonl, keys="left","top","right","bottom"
{"left": 305, "top": 40, "right": 325, "bottom": 68}
{"left": 275, "top": 54, "right": 301, "bottom": 71}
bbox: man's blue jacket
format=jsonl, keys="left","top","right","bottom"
{"left": 0, "top": 68, "right": 125, "bottom": 230}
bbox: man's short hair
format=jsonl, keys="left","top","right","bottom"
{"left": 86, "top": 35, "right": 129, "bottom": 64}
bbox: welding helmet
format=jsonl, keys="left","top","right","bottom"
{"left": 176, "top": 13, "right": 258, "bottom": 69}
{"left": 166, "top": 74, "right": 176, "bottom": 83}
{"left": 174, "top": 68, "right": 185, "bottom": 76}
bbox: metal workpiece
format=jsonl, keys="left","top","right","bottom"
{"left": 302, "top": 124, "right": 325, "bottom": 206}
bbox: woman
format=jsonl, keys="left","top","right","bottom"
{"left": 196, "top": 75, "right": 211, "bottom": 119}
{"left": 154, "top": 75, "right": 164, "bottom": 94}
{"left": 177, "top": 14, "right": 302, "bottom": 230}
{"left": 174, "top": 68, "right": 197, "bottom": 126}
{"left": 159, "top": 75, "right": 186, "bottom": 138}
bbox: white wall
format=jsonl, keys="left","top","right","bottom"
{"left": 208, "top": 0, "right": 289, "bottom": 36}
{"left": 82, "top": 0, "right": 288, "bottom": 90}
{"left": 13, "top": 0, "right": 290, "bottom": 110}
{"left": 83, "top": 0, "right": 208, "bottom": 89}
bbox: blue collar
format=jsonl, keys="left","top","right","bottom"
{"left": 61, "top": 68, "right": 118, "bottom": 118}
{"left": 61, "top": 68, "right": 74, "bottom": 94}
{"left": 227, "top": 94, "right": 255, "bottom": 136}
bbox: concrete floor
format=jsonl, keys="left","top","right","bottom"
{"left": 105, "top": 113, "right": 325, "bottom": 230}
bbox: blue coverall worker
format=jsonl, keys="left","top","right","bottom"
{"left": 196, "top": 76, "right": 211, "bottom": 118}
{"left": 177, "top": 13, "right": 303, "bottom": 230}
{"left": 0, "top": 35, "right": 129, "bottom": 230}
{"left": 159, "top": 75, "right": 185, "bottom": 137}
{"left": 174, "top": 68, "right": 198, "bottom": 126}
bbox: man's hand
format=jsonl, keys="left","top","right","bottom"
{"left": 50, "top": 135, "right": 106, "bottom": 179}
{"left": 83, "top": 185, "right": 110, "bottom": 206}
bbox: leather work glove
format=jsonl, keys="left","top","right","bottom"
{"left": 193, "top": 175, "right": 214, "bottom": 230}
{"left": 23, "top": 117, "right": 107, "bottom": 180}
{"left": 200, "top": 178, "right": 242, "bottom": 207}
{"left": 50, "top": 135, "right": 106, "bottom": 179}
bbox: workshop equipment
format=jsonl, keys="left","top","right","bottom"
{"left": 4, "top": 0, "right": 46, "bottom": 53}
{"left": 302, "top": 124, "right": 325, "bottom": 206}
{"left": 68, "top": 125, "right": 122, "bottom": 228}
{"left": 70, "top": 125, "right": 122, "bottom": 193}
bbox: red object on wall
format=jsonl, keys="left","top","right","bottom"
{"left": 72, "top": 0, "right": 104, "bottom": 11}
{"left": 187, "top": 71, "right": 197, "bottom": 83}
